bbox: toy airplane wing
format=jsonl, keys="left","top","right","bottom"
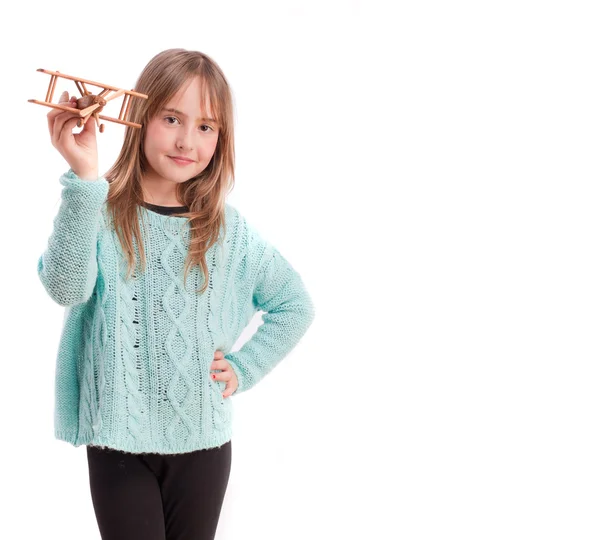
{"left": 28, "top": 68, "right": 148, "bottom": 133}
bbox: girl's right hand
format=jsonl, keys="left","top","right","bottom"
{"left": 47, "top": 90, "right": 99, "bottom": 181}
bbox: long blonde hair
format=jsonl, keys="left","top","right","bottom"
{"left": 103, "top": 48, "right": 235, "bottom": 294}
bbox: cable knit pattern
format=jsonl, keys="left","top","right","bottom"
{"left": 38, "top": 169, "right": 315, "bottom": 455}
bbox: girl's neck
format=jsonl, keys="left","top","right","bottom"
{"left": 140, "top": 177, "right": 184, "bottom": 207}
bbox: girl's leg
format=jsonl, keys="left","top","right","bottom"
{"left": 86, "top": 445, "right": 166, "bottom": 540}
{"left": 148, "top": 440, "right": 232, "bottom": 540}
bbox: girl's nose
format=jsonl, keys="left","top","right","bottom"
{"left": 176, "top": 127, "right": 196, "bottom": 152}
{"left": 176, "top": 137, "right": 193, "bottom": 152}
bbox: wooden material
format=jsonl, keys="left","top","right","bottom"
{"left": 98, "top": 114, "right": 140, "bottom": 128}
{"left": 46, "top": 74, "right": 58, "bottom": 102}
{"left": 29, "top": 99, "right": 88, "bottom": 116}
{"left": 119, "top": 93, "right": 129, "bottom": 119}
{"left": 29, "top": 68, "right": 148, "bottom": 133}
{"left": 35, "top": 69, "right": 147, "bottom": 98}
{"left": 105, "top": 88, "right": 125, "bottom": 102}
{"left": 95, "top": 112, "right": 104, "bottom": 133}
{"left": 124, "top": 89, "right": 133, "bottom": 122}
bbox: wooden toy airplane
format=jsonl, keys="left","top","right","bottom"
{"left": 28, "top": 69, "right": 148, "bottom": 133}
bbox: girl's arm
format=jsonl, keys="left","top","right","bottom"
{"left": 37, "top": 169, "right": 108, "bottom": 306}
{"left": 225, "top": 216, "right": 316, "bottom": 395}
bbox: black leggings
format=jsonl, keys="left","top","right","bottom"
{"left": 86, "top": 440, "right": 232, "bottom": 540}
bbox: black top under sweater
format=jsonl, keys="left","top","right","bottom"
{"left": 141, "top": 202, "right": 190, "bottom": 216}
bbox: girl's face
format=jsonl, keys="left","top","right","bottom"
{"left": 142, "top": 76, "right": 220, "bottom": 188}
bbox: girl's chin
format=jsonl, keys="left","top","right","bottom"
{"left": 155, "top": 166, "right": 199, "bottom": 182}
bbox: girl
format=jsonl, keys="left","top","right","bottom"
{"left": 38, "top": 48, "right": 315, "bottom": 540}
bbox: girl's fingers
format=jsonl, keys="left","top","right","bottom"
{"left": 51, "top": 100, "right": 82, "bottom": 142}
{"left": 49, "top": 110, "right": 79, "bottom": 142}
{"left": 223, "top": 375, "right": 239, "bottom": 398}
{"left": 47, "top": 91, "right": 68, "bottom": 119}
{"left": 57, "top": 116, "right": 81, "bottom": 144}
{"left": 210, "top": 359, "right": 230, "bottom": 371}
{"left": 211, "top": 369, "right": 227, "bottom": 381}
{"left": 51, "top": 113, "right": 74, "bottom": 144}
{"left": 212, "top": 370, "right": 231, "bottom": 382}
{"left": 47, "top": 106, "right": 67, "bottom": 139}
{"left": 51, "top": 115, "right": 79, "bottom": 148}
{"left": 47, "top": 91, "right": 75, "bottom": 118}
{"left": 47, "top": 92, "right": 79, "bottom": 138}
{"left": 210, "top": 362, "right": 238, "bottom": 397}
{"left": 221, "top": 376, "right": 235, "bottom": 398}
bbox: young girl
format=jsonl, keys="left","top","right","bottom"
{"left": 38, "top": 48, "right": 315, "bottom": 540}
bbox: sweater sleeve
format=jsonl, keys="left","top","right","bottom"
{"left": 225, "top": 215, "right": 316, "bottom": 395}
{"left": 37, "top": 169, "right": 109, "bottom": 307}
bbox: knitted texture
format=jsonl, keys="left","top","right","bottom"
{"left": 37, "top": 169, "right": 315, "bottom": 455}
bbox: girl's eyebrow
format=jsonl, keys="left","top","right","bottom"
{"left": 162, "top": 107, "right": 218, "bottom": 123}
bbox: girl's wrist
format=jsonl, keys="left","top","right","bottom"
{"left": 73, "top": 168, "right": 99, "bottom": 181}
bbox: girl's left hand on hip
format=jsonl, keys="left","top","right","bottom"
{"left": 211, "top": 350, "right": 239, "bottom": 398}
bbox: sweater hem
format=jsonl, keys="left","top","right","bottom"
{"left": 55, "top": 426, "right": 233, "bottom": 455}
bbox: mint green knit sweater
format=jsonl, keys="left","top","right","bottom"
{"left": 37, "top": 169, "right": 315, "bottom": 455}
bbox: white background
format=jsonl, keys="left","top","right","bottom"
{"left": 1, "top": 1, "right": 599, "bottom": 538}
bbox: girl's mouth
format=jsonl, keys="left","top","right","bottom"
{"left": 169, "top": 156, "right": 195, "bottom": 166}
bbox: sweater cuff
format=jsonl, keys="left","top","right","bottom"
{"left": 61, "top": 168, "right": 107, "bottom": 186}
{"left": 227, "top": 356, "right": 244, "bottom": 395}
{"left": 59, "top": 169, "right": 108, "bottom": 208}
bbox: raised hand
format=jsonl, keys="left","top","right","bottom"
{"left": 47, "top": 90, "right": 99, "bottom": 181}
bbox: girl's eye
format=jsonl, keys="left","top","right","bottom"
{"left": 164, "top": 116, "right": 215, "bottom": 132}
